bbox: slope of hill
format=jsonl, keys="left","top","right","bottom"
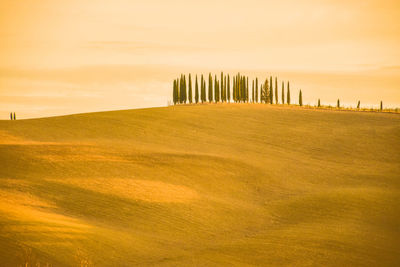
{"left": 0, "top": 104, "right": 399, "bottom": 266}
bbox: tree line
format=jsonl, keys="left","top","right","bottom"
{"left": 172, "top": 72, "right": 390, "bottom": 111}
{"left": 173, "top": 72, "right": 300, "bottom": 105}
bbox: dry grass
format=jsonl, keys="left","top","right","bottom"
{"left": 0, "top": 103, "right": 399, "bottom": 266}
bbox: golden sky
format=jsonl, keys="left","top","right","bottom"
{"left": 1, "top": 0, "right": 399, "bottom": 71}
{"left": 0, "top": 0, "right": 400, "bottom": 118}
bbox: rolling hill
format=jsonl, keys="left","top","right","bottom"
{"left": 0, "top": 103, "right": 399, "bottom": 266}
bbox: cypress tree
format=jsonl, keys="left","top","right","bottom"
{"left": 241, "top": 75, "right": 244, "bottom": 102}
{"left": 255, "top": 78, "right": 258, "bottom": 103}
{"left": 318, "top": 99, "right": 321, "bottom": 107}
{"left": 380, "top": 101, "right": 383, "bottom": 111}
{"left": 200, "top": 75, "right": 204, "bottom": 103}
{"left": 13, "top": 112, "right": 16, "bottom": 120}
{"left": 214, "top": 75, "right": 219, "bottom": 102}
{"left": 221, "top": 72, "right": 224, "bottom": 102}
{"left": 337, "top": 99, "right": 340, "bottom": 108}
{"left": 269, "top": 76, "right": 273, "bottom": 104}
{"left": 299, "top": 90, "right": 303, "bottom": 106}
{"left": 224, "top": 76, "right": 227, "bottom": 102}
{"left": 227, "top": 74, "right": 230, "bottom": 102}
{"left": 217, "top": 80, "right": 220, "bottom": 102}
{"left": 180, "top": 75, "right": 185, "bottom": 104}
{"left": 287, "top": 82, "right": 290, "bottom": 105}
{"left": 275, "top": 77, "right": 278, "bottom": 104}
{"left": 244, "top": 76, "right": 247, "bottom": 102}
{"left": 357, "top": 100, "right": 360, "bottom": 109}
{"left": 262, "top": 79, "right": 269, "bottom": 103}
{"left": 233, "top": 77, "right": 236, "bottom": 102}
{"left": 10, "top": 112, "right": 12, "bottom": 120}
{"left": 173, "top": 79, "right": 177, "bottom": 105}
{"left": 179, "top": 75, "right": 183, "bottom": 103}
{"left": 195, "top": 75, "right": 199, "bottom": 103}
{"left": 183, "top": 75, "right": 188, "bottom": 104}
{"left": 247, "top": 77, "right": 249, "bottom": 102}
{"left": 208, "top": 73, "right": 213, "bottom": 103}
{"left": 204, "top": 79, "right": 207, "bottom": 103}
{"left": 188, "top": 74, "right": 192, "bottom": 104}
{"left": 252, "top": 80, "right": 254, "bottom": 103}
{"left": 177, "top": 77, "right": 180, "bottom": 103}
{"left": 281, "top": 81, "right": 284, "bottom": 105}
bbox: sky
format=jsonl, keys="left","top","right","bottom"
{"left": 1, "top": 0, "right": 400, "bottom": 118}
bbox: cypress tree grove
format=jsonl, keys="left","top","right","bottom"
{"left": 281, "top": 81, "right": 284, "bottom": 105}
{"left": 188, "top": 74, "right": 192, "bottom": 104}
{"left": 255, "top": 78, "right": 258, "bottom": 103}
{"left": 299, "top": 90, "right": 303, "bottom": 106}
{"left": 357, "top": 100, "right": 360, "bottom": 109}
{"left": 269, "top": 76, "right": 273, "bottom": 104}
{"left": 380, "top": 101, "right": 383, "bottom": 111}
{"left": 195, "top": 75, "right": 199, "bottom": 103}
{"left": 318, "top": 99, "right": 321, "bottom": 107}
{"left": 337, "top": 99, "right": 340, "bottom": 108}
{"left": 287, "top": 82, "right": 290, "bottom": 105}
{"left": 208, "top": 73, "right": 213, "bottom": 103}
{"left": 275, "top": 77, "right": 278, "bottom": 104}
{"left": 227, "top": 74, "right": 230, "bottom": 102}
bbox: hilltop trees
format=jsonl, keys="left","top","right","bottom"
{"left": 172, "top": 72, "right": 301, "bottom": 107}
{"left": 171, "top": 72, "right": 392, "bottom": 113}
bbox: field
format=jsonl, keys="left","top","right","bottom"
{"left": 0, "top": 104, "right": 399, "bottom": 266}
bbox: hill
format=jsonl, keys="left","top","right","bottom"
{"left": 0, "top": 104, "right": 399, "bottom": 266}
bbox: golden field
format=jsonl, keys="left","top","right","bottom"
{"left": 0, "top": 104, "right": 399, "bottom": 266}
